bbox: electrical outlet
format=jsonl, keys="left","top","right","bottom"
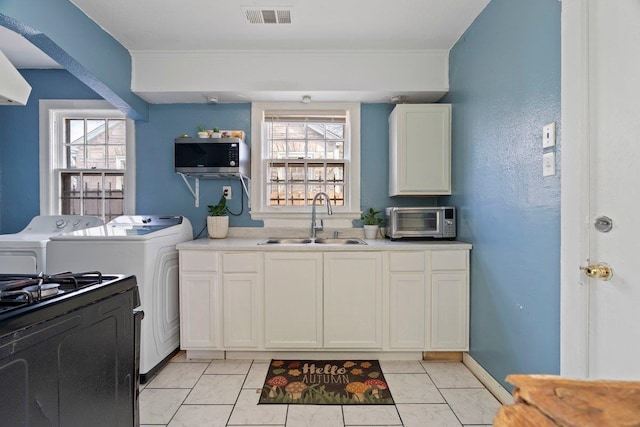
{"left": 223, "top": 186, "right": 232, "bottom": 200}
{"left": 543, "top": 152, "right": 556, "bottom": 176}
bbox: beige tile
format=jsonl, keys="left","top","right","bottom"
{"left": 379, "top": 360, "right": 427, "bottom": 374}
{"left": 440, "top": 388, "right": 502, "bottom": 425}
{"left": 421, "top": 362, "right": 484, "bottom": 388}
{"left": 139, "top": 388, "right": 190, "bottom": 425}
{"left": 286, "top": 405, "right": 344, "bottom": 427}
{"left": 205, "top": 359, "right": 253, "bottom": 375}
{"left": 384, "top": 373, "right": 444, "bottom": 404}
{"left": 244, "top": 362, "right": 271, "bottom": 389}
{"left": 171, "top": 351, "right": 214, "bottom": 363}
{"left": 185, "top": 374, "right": 245, "bottom": 404}
{"left": 167, "top": 404, "right": 233, "bottom": 427}
{"left": 342, "top": 405, "right": 401, "bottom": 425}
{"left": 147, "top": 362, "right": 209, "bottom": 389}
{"left": 396, "top": 403, "right": 462, "bottom": 427}
{"left": 227, "top": 388, "right": 288, "bottom": 425}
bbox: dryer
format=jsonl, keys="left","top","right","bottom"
{"left": 47, "top": 215, "right": 193, "bottom": 382}
{"left": 0, "top": 215, "right": 103, "bottom": 274}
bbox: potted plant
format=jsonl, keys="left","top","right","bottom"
{"left": 207, "top": 195, "right": 229, "bottom": 238}
{"left": 211, "top": 127, "right": 221, "bottom": 138}
{"left": 361, "top": 207, "right": 383, "bottom": 239}
{"left": 196, "top": 125, "right": 209, "bottom": 138}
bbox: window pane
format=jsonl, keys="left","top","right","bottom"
{"left": 66, "top": 144, "right": 86, "bottom": 168}
{"left": 287, "top": 140, "right": 305, "bottom": 158}
{"left": 307, "top": 123, "right": 324, "bottom": 139}
{"left": 107, "top": 119, "right": 126, "bottom": 143}
{"left": 307, "top": 140, "right": 326, "bottom": 159}
{"left": 107, "top": 145, "right": 127, "bottom": 169}
{"left": 326, "top": 124, "right": 344, "bottom": 139}
{"left": 290, "top": 185, "right": 306, "bottom": 206}
{"left": 327, "top": 164, "right": 344, "bottom": 182}
{"left": 69, "top": 119, "right": 85, "bottom": 145}
{"left": 86, "top": 145, "right": 107, "bottom": 169}
{"left": 307, "top": 164, "right": 324, "bottom": 183}
{"left": 269, "top": 184, "right": 286, "bottom": 206}
{"left": 60, "top": 173, "right": 81, "bottom": 215}
{"left": 326, "top": 185, "right": 345, "bottom": 206}
{"left": 86, "top": 119, "right": 106, "bottom": 144}
{"left": 288, "top": 165, "right": 305, "bottom": 183}
{"left": 268, "top": 164, "right": 286, "bottom": 183}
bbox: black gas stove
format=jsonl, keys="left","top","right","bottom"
{"left": 0, "top": 271, "right": 142, "bottom": 426}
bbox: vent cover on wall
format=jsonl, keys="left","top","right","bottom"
{"left": 242, "top": 7, "right": 292, "bottom": 24}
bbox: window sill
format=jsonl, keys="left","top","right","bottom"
{"left": 250, "top": 211, "right": 361, "bottom": 229}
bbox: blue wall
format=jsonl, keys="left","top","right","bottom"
{"left": 441, "top": 0, "right": 561, "bottom": 390}
{"left": 0, "top": 69, "right": 101, "bottom": 232}
{"left": 0, "top": 71, "right": 435, "bottom": 234}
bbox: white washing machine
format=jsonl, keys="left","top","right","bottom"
{"left": 46, "top": 215, "right": 193, "bottom": 381}
{"left": 0, "top": 215, "right": 104, "bottom": 274}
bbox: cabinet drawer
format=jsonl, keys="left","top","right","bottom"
{"left": 181, "top": 251, "right": 218, "bottom": 272}
{"left": 223, "top": 252, "right": 260, "bottom": 273}
{"left": 389, "top": 252, "right": 426, "bottom": 272}
{"left": 431, "top": 250, "right": 467, "bottom": 271}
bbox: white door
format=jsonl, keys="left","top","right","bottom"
{"left": 561, "top": 0, "right": 640, "bottom": 379}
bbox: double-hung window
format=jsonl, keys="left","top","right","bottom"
{"left": 39, "top": 100, "right": 136, "bottom": 222}
{"left": 251, "top": 102, "right": 361, "bottom": 227}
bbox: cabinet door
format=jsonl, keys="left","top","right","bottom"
{"left": 390, "top": 273, "right": 427, "bottom": 349}
{"left": 264, "top": 253, "right": 323, "bottom": 348}
{"left": 389, "top": 104, "right": 451, "bottom": 196}
{"left": 430, "top": 272, "right": 469, "bottom": 350}
{"left": 222, "top": 273, "right": 260, "bottom": 348}
{"left": 180, "top": 272, "right": 218, "bottom": 349}
{"left": 324, "top": 252, "right": 383, "bottom": 348}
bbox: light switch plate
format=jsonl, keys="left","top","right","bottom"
{"left": 543, "top": 122, "right": 556, "bottom": 148}
{"left": 543, "top": 152, "right": 556, "bottom": 176}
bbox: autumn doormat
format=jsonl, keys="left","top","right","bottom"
{"left": 259, "top": 360, "right": 394, "bottom": 405}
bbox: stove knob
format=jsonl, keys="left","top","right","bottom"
{"left": 229, "top": 160, "right": 236, "bottom": 167}
{"left": 56, "top": 219, "right": 67, "bottom": 229}
{"left": 142, "top": 217, "right": 152, "bottom": 224}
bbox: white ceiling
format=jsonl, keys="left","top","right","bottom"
{"left": 0, "top": 0, "right": 489, "bottom": 103}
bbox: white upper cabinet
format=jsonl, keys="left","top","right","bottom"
{"left": 389, "top": 104, "right": 451, "bottom": 196}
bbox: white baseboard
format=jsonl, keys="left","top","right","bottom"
{"left": 463, "top": 353, "right": 513, "bottom": 404}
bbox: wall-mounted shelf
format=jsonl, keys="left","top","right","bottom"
{"left": 178, "top": 172, "right": 250, "bottom": 208}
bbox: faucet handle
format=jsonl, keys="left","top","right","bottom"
{"left": 333, "top": 230, "right": 342, "bottom": 239}
{"left": 315, "top": 219, "right": 324, "bottom": 231}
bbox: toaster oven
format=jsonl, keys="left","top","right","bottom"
{"left": 384, "top": 206, "right": 456, "bottom": 240}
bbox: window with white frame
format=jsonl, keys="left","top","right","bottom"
{"left": 251, "top": 102, "right": 361, "bottom": 227}
{"left": 39, "top": 100, "right": 136, "bottom": 222}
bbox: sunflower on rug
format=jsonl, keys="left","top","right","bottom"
{"left": 259, "top": 360, "right": 394, "bottom": 405}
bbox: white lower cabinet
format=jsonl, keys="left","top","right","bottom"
{"left": 178, "top": 246, "right": 469, "bottom": 354}
{"left": 429, "top": 251, "right": 469, "bottom": 350}
{"left": 323, "top": 252, "right": 383, "bottom": 348}
{"left": 264, "top": 252, "right": 323, "bottom": 348}
{"left": 179, "top": 251, "right": 219, "bottom": 349}
{"left": 222, "top": 253, "right": 261, "bottom": 348}
{"left": 388, "top": 252, "right": 428, "bottom": 349}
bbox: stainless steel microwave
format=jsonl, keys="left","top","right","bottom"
{"left": 174, "top": 138, "right": 250, "bottom": 176}
{"left": 384, "top": 206, "right": 456, "bottom": 240}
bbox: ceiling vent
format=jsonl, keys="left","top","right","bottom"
{"left": 242, "top": 7, "right": 292, "bottom": 24}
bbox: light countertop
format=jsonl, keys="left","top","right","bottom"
{"left": 178, "top": 236, "right": 471, "bottom": 252}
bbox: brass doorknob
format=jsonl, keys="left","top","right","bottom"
{"left": 580, "top": 263, "right": 613, "bottom": 281}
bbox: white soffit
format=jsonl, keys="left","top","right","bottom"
{"left": 130, "top": 49, "right": 449, "bottom": 104}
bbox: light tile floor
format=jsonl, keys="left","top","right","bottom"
{"left": 140, "top": 353, "right": 502, "bottom": 427}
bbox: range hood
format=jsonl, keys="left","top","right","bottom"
{"left": 0, "top": 50, "right": 32, "bottom": 106}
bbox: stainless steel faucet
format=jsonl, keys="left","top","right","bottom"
{"left": 311, "top": 192, "right": 332, "bottom": 238}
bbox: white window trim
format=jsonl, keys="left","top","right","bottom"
{"left": 39, "top": 100, "right": 136, "bottom": 217}
{"left": 250, "top": 101, "right": 361, "bottom": 228}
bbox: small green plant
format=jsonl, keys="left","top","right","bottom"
{"left": 361, "top": 207, "right": 383, "bottom": 225}
{"left": 196, "top": 125, "right": 207, "bottom": 132}
{"left": 207, "top": 195, "right": 228, "bottom": 216}
{"left": 213, "top": 127, "right": 220, "bottom": 132}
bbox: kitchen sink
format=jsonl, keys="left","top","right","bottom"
{"left": 257, "top": 237, "right": 367, "bottom": 245}
{"left": 313, "top": 238, "right": 367, "bottom": 245}
{"left": 257, "top": 238, "right": 313, "bottom": 245}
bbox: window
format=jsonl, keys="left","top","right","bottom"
{"left": 39, "top": 100, "right": 135, "bottom": 222}
{"left": 251, "top": 102, "right": 360, "bottom": 228}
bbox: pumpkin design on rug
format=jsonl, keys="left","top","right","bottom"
{"left": 259, "top": 360, "right": 394, "bottom": 405}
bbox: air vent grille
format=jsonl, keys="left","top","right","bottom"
{"left": 242, "top": 7, "right": 293, "bottom": 24}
